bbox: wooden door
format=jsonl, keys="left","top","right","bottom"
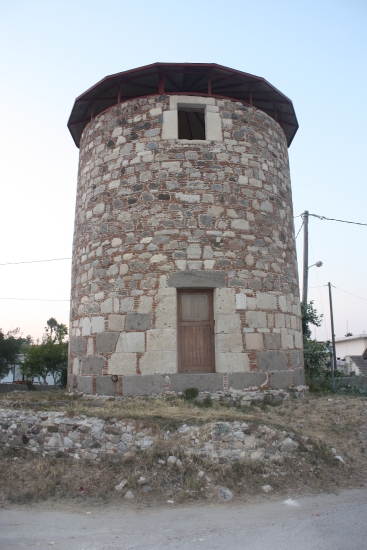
{"left": 177, "top": 289, "right": 215, "bottom": 373}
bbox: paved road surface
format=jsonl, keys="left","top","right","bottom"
{"left": 1, "top": 488, "right": 366, "bottom": 549}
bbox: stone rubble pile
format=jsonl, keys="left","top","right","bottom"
{"left": 0, "top": 407, "right": 302, "bottom": 463}
{"left": 73, "top": 384, "right": 308, "bottom": 406}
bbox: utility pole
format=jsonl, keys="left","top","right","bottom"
{"left": 328, "top": 282, "right": 337, "bottom": 392}
{"left": 302, "top": 210, "right": 309, "bottom": 304}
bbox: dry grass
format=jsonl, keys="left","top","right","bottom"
{"left": 1, "top": 392, "right": 367, "bottom": 507}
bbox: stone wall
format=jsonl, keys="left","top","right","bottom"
{"left": 69, "top": 94, "right": 302, "bottom": 395}
{"left": 0, "top": 403, "right": 304, "bottom": 464}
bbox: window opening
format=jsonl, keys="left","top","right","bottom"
{"left": 178, "top": 107, "right": 205, "bottom": 140}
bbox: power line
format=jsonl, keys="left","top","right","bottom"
{"left": 308, "top": 285, "right": 367, "bottom": 302}
{"left": 0, "top": 257, "right": 71, "bottom": 266}
{"left": 297, "top": 213, "right": 367, "bottom": 227}
{"left": 0, "top": 298, "right": 70, "bottom": 302}
{"left": 295, "top": 221, "right": 304, "bottom": 239}
{"left": 331, "top": 285, "right": 367, "bottom": 302}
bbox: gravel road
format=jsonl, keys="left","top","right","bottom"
{"left": 1, "top": 488, "right": 366, "bottom": 549}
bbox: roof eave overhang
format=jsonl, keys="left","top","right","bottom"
{"left": 68, "top": 62, "right": 298, "bottom": 148}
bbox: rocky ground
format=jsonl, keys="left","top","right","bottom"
{"left": 0, "top": 390, "right": 366, "bottom": 507}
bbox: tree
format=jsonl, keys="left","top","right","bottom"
{"left": 22, "top": 319, "right": 68, "bottom": 385}
{"left": 301, "top": 301, "right": 329, "bottom": 379}
{"left": 0, "top": 328, "right": 29, "bottom": 380}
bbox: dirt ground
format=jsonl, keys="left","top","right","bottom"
{"left": 1, "top": 391, "right": 366, "bottom": 508}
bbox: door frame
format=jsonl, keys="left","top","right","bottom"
{"left": 177, "top": 288, "right": 215, "bottom": 374}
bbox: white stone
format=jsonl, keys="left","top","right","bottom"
{"left": 170, "top": 95, "right": 215, "bottom": 109}
{"left": 108, "top": 314, "right": 125, "bottom": 331}
{"left": 216, "top": 333, "right": 243, "bottom": 353}
{"left": 206, "top": 111, "right": 222, "bottom": 141}
{"left": 245, "top": 332, "right": 263, "bottom": 350}
{"left": 139, "top": 351, "right": 177, "bottom": 374}
{"left": 236, "top": 293, "right": 247, "bottom": 310}
{"left": 231, "top": 219, "right": 249, "bottom": 230}
{"left": 111, "top": 238, "right": 122, "bottom": 247}
{"left": 162, "top": 110, "right": 178, "bottom": 139}
{"left": 175, "top": 260, "right": 186, "bottom": 270}
{"left": 116, "top": 332, "right": 145, "bottom": 353}
{"left": 115, "top": 479, "right": 127, "bottom": 491}
{"left": 175, "top": 193, "right": 200, "bottom": 203}
{"left": 124, "top": 490, "right": 135, "bottom": 500}
{"left": 187, "top": 245, "right": 201, "bottom": 259}
{"left": 281, "top": 328, "right": 293, "bottom": 349}
{"left": 72, "top": 357, "right": 79, "bottom": 374}
{"left": 87, "top": 338, "right": 94, "bottom": 355}
{"left": 227, "top": 209, "right": 238, "bottom": 218}
{"left": 161, "top": 161, "right": 180, "bottom": 173}
{"left": 203, "top": 246, "right": 213, "bottom": 259}
{"left": 187, "top": 261, "right": 202, "bottom": 270}
{"left": 278, "top": 295, "right": 287, "bottom": 312}
{"left": 155, "top": 294, "right": 177, "bottom": 329}
{"left": 275, "top": 314, "right": 286, "bottom": 328}
{"left": 246, "top": 311, "right": 267, "bottom": 329}
{"left": 216, "top": 314, "right": 241, "bottom": 334}
{"left": 204, "top": 260, "right": 215, "bottom": 269}
{"left": 82, "top": 317, "right": 91, "bottom": 336}
{"left": 138, "top": 296, "right": 153, "bottom": 314}
{"left": 150, "top": 107, "right": 162, "bottom": 117}
{"left": 215, "top": 288, "right": 235, "bottom": 315}
{"left": 101, "top": 298, "right": 113, "bottom": 314}
{"left": 146, "top": 329, "right": 177, "bottom": 351}
{"left": 108, "top": 353, "right": 137, "bottom": 375}
{"left": 120, "top": 298, "right": 134, "bottom": 312}
{"left": 216, "top": 353, "right": 250, "bottom": 373}
{"left": 150, "top": 254, "right": 167, "bottom": 263}
{"left": 294, "top": 331, "right": 303, "bottom": 348}
{"left": 208, "top": 205, "right": 224, "bottom": 217}
{"left": 107, "top": 264, "right": 118, "bottom": 276}
{"left": 257, "top": 293, "right": 276, "bottom": 310}
{"left": 93, "top": 203, "right": 105, "bottom": 215}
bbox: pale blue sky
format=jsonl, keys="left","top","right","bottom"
{"left": 0, "top": 0, "right": 366, "bottom": 341}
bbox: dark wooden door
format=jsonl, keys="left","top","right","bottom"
{"left": 177, "top": 289, "right": 215, "bottom": 373}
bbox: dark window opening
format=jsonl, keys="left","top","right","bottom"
{"left": 178, "top": 108, "right": 205, "bottom": 140}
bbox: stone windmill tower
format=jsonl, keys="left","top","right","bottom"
{"left": 67, "top": 63, "right": 304, "bottom": 396}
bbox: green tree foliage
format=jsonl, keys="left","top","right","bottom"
{"left": 301, "top": 301, "right": 329, "bottom": 379}
{"left": 22, "top": 319, "right": 68, "bottom": 385}
{"left": 0, "top": 328, "right": 29, "bottom": 380}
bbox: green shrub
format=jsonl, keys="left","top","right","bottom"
{"left": 182, "top": 387, "right": 199, "bottom": 400}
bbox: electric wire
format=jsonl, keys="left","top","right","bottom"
{"left": 295, "top": 221, "right": 304, "bottom": 239}
{"left": 308, "top": 285, "right": 367, "bottom": 301}
{"left": 297, "top": 213, "right": 367, "bottom": 227}
{"left": 0, "top": 298, "right": 69, "bottom": 302}
{"left": 331, "top": 285, "right": 367, "bottom": 302}
{"left": 0, "top": 257, "right": 71, "bottom": 266}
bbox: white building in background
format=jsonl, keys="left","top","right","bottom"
{"left": 334, "top": 334, "right": 367, "bottom": 359}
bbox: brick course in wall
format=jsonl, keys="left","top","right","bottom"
{"left": 68, "top": 93, "right": 303, "bottom": 396}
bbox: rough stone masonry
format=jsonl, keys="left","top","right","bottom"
{"left": 67, "top": 64, "right": 304, "bottom": 396}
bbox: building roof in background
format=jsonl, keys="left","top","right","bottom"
{"left": 335, "top": 334, "right": 367, "bottom": 343}
{"left": 67, "top": 62, "right": 298, "bottom": 148}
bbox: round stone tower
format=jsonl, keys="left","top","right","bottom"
{"left": 67, "top": 63, "right": 304, "bottom": 396}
